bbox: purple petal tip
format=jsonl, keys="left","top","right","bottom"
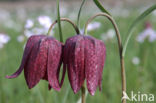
{"left": 5, "top": 75, "right": 16, "bottom": 79}
{"left": 56, "top": 88, "right": 61, "bottom": 91}
{"left": 90, "top": 91, "right": 95, "bottom": 96}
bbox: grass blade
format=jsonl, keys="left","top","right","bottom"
{"left": 122, "top": 4, "right": 156, "bottom": 57}
{"left": 77, "top": 0, "right": 86, "bottom": 29}
{"left": 93, "top": 0, "right": 111, "bottom": 15}
{"left": 57, "top": 0, "right": 63, "bottom": 42}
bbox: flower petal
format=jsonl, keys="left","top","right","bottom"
{"left": 73, "top": 36, "right": 85, "bottom": 93}
{"left": 85, "top": 36, "right": 99, "bottom": 95}
{"left": 24, "top": 36, "right": 48, "bottom": 89}
{"left": 67, "top": 39, "right": 78, "bottom": 93}
{"left": 64, "top": 36, "right": 85, "bottom": 93}
{"left": 47, "top": 38, "right": 62, "bottom": 91}
{"left": 96, "top": 40, "right": 106, "bottom": 91}
{"left": 65, "top": 35, "right": 85, "bottom": 93}
{"left": 6, "top": 35, "right": 45, "bottom": 79}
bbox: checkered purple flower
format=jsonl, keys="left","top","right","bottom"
{"left": 63, "top": 35, "right": 106, "bottom": 95}
{"left": 6, "top": 35, "right": 65, "bottom": 91}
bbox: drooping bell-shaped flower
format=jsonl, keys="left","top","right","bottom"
{"left": 63, "top": 35, "right": 106, "bottom": 95}
{"left": 6, "top": 35, "right": 64, "bottom": 91}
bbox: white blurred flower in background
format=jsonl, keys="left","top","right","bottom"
{"left": 101, "top": 29, "right": 115, "bottom": 41}
{"left": 23, "top": 16, "right": 54, "bottom": 38}
{"left": 24, "top": 30, "right": 34, "bottom": 38}
{"left": 0, "top": 33, "right": 11, "bottom": 49}
{"left": 32, "top": 28, "right": 45, "bottom": 34}
{"left": 101, "top": 33, "right": 107, "bottom": 41}
{"left": 136, "top": 22, "right": 156, "bottom": 43}
{"left": 32, "top": 27, "right": 53, "bottom": 35}
{"left": 38, "top": 16, "right": 52, "bottom": 29}
{"left": 79, "top": 29, "right": 84, "bottom": 34}
{"left": 132, "top": 56, "right": 140, "bottom": 65}
{"left": 0, "top": 33, "right": 10, "bottom": 44}
{"left": 24, "top": 28, "right": 54, "bottom": 38}
{"left": 25, "top": 19, "right": 34, "bottom": 29}
{"left": 17, "top": 35, "right": 25, "bottom": 42}
{"left": 87, "top": 22, "right": 101, "bottom": 31}
{"left": 106, "top": 29, "right": 115, "bottom": 39}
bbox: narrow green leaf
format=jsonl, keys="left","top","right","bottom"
{"left": 77, "top": 0, "right": 86, "bottom": 29}
{"left": 93, "top": 0, "right": 111, "bottom": 15}
{"left": 122, "top": 4, "right": 156, "bottom": 57}
{"left": 57, "top": 0, "right": 63, "bottom": 42}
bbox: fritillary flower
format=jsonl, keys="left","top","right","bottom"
{"left": 63, "top": 35, "right": 106, "bottom": 95}
{"left": 6, "top": 35, "right": 65, "bottom": 91}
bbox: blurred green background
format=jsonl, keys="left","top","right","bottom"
{"left": 0, "top": 0, "right": 156, "bottom": 103}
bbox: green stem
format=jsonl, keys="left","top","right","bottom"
{"left": 57, "top": 0, "right": 63, "bottom": 42}
{"left": 84, "top": 13, "right": 122, "bottom": 51}
{"left": 47, "top": 18, "right": 80, "bottom": 35}
{"left": 93, "top": 0, "right": 111, "bottom": 15}
{"left": 77, "top": 0, "right": 86, "bottom": 29}
{"left": 81, "top": 83, "right": 85, "bottom": 103}
{"left": 84, "top": 13, "right": 126, "bottom": 103}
